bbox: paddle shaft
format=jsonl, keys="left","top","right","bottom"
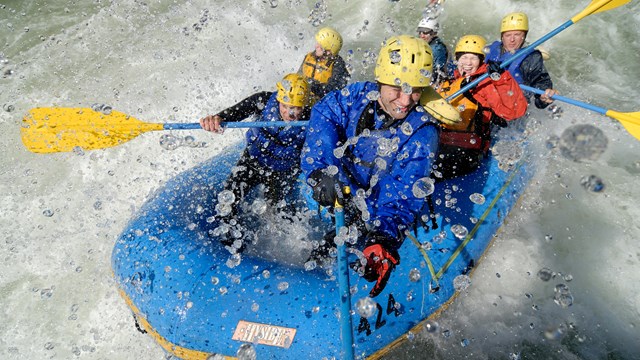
{"left": 335, "top": 203, "right": 355, "bottom": 360}
{"left": 163, "top": 121, "right": 307, "bottom": 130}
{"left": 520, "top": 84, "right": 640, "bottom": 135}
{"left": 520, "top": 84, "right": 608, "bottom": 115}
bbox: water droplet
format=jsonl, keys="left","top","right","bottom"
{"left": 546, "top": 135, "right": 559, "bottom": 149}
{"left": 304, "top": 260, "right": 317, "bottom": 271}
{"left": 419, "top": 68, "right": 432, "bottom": 78}
{"left": 341, "top": 88, "right": 350, "bottom": 97}
{"left": 450, "top": 224, "right": 468, "bottom": 239}
{"left": 460, "top": 338, "right": 469, "bottom": 347}
{"left": 469, "top": 193, "right": 485, "bottom": 205}
{"left": 453, "top": 274, "right": 471, "bottom": 291}
{"left": 277, "top": 282, "right": 289, "bottom": 292}
{"left": 237, "top": 343, "right": 257, "bottom": 360}
{"left": 251, "top": 303, "right": 259, "bottom": 312}
{"left": 42, "top": 209, "right": 54, "bottom": 217}
{"left": 580, "top": 175, "right": 605, "bottom": 192}
{"left": 40, "top": 287, "right": 54, "bottom": 299}
{"left": 547, "top": 104, "right": 563, "bottom": 119}
{"left": 423, "top": 320, "right": 439, "bottom": 334}
{"left": 159, "top": 134, "right": 180, "bottom": 150}
{"left": 544, "top": 323, "right": 567, "bottom": 340}
{"left": 183, "top": 135, "right": 195, "bottom": 146}
{"left": 412, "top": 177, "right": 435, "bottom": 198}
{"left": 217, "top": 190, "right": 235, "bottom": 205}
{"left": 3, "top": 103, "right": 14, "bottom": 112}
{"left": 553, "top": 283, "right": 573, "bottom": 308}
{"left": 356, "top": 297, "right": 377, "bottom": 318}
{"left": 366, "top": 91, "right": 380, "bottom": 101}
{"left": 400, "top": 121, "right": 413, "bottom": 135}
{"left": 409, "top": 268, "right": 421, "bottom": 282}
{"left": 537, "top": 267, "right": 553, "bottom": 281}
{"left": 389, "top": 50, "right": 402, "bottom": 63}
{"left": 251, "top": 199, "right": 267, "bottom": 214}
{"left": 559, "top": 124, "right": 608, "bottom": 162}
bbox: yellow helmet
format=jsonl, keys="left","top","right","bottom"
{"left": 454, "top": 35, "right": 487, "bottom": 56}
{"left": 375, "top": 35, "right": 433, "bottom": 88}
{"left": 276, "top": 73, "right": 309, "bottom": 107}
{"left": 315, "top": 27, "right": 343, "bottom": 55}
{"left": 501, "top": 12, "right": 529, "bottom": 33}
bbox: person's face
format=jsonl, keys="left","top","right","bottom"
{"left": 279, "top": 103, "right": 304, "bottom": 121}
{"left": 314, "top": 43, "right": 328, "bottom": 57}
{"left": 456, "top": 53, "right": 481, "bottom": 75}
{"left": 501, "top": 30, "right": 526, "bottom": 52}
{"left": 418, "top": 30, "right": 435, "bottom": 43}
{"left": 377, "top": 84, "right": 423, "bottom": 120}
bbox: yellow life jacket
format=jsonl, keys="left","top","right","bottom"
{"left": 301, "top": 52, "right": 335, "bottom": 84}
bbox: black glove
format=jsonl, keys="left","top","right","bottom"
{"left": 308, "top": 169, "right": 343, "bottom": 207}
{"left": 487, "top": 60, "right": 504, "bottom": 80}
{"left": 361, "top": 232, "right": 400, "bottom": 297}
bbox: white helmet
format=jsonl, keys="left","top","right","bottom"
{"left": 417, "top": 18, "right": 439, "bottom": 33}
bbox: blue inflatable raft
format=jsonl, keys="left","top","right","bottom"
{"left": 112, "top": 136, "right": 534, "bottom": 359}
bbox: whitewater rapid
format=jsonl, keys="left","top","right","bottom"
{"left": 1, "top": 0, "right": 639, "bottom": 359}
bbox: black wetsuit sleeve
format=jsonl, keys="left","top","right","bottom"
{"left": 215, "top": 91, "right": 273, "bottom": 122}
{"left": 520, "top": 52, "right": 554, "bottom": 109}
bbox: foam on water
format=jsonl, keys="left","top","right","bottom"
{"left": 1, "top": 0, "right": 639, "bottom": 359}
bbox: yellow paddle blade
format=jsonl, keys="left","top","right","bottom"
{"left": 606, "top": 110, "right": 640, "bottom": 140}
{"left": 420, "top": 87, "right": 462, "bottom": 125}
{"left": 572, "top": 0, "right": 631, "bottom": 23}
{"left": 21, "top": 107, "right": 163, "bottom": 153}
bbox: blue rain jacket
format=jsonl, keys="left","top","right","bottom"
{"left": 245, "top": 93, "right": 307, "bottom": 172}
{"left": 301, "top": 81, "right": 440, "bottom": 249}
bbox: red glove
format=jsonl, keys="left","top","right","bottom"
{"left": 363, "top": 244, "right": 399, "bottom": 297}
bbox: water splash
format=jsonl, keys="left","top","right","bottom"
{"left": 159, "top": 134, "right": 207, "bottom": 150}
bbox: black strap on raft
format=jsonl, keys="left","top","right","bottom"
{"left": 416, "top": 193, "right": 438, "bottom": 233}
{"left": 133, "top": 314, "right": 147, "bottom": 334}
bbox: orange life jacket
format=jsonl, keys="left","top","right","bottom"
{"left": 436, "top": 77, "right": 491, "bottom": 152}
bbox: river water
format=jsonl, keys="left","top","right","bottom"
{"left": 1, "top": 0, "right": 639, "bottom": 359}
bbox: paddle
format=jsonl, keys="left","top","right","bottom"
{"left": 520, "top": 84, "right": 640, "bottom": 140}
{"left": 334, "top": 194, "right": 355, "bottom": 360}
{"left": 445, "top": 0, "right": 631, "bottom": 102}
{"left": 21, "top": 107, "right": 307, "bottom": 154}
